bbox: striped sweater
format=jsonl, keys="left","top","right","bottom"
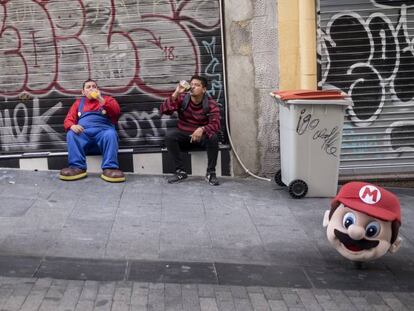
{"left": 160, "top": 93, "right": 221, "bottom": 138}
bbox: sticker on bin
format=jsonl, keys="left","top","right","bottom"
{"left": 270, "top": 90, "right": 347, "bottom": 100}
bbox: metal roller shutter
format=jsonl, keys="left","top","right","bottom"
{"left": 318, "top": 0, "right": 414, "bottom": 176}
{"left": 0, "top": 0, "right": 225, "bottom": 154}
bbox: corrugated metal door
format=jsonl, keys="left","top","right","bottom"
{"left": 0, "top": 0, "right": 225, "bottom": 154}
{"left": 318, "top": 0, "right": 414, "bottom": 175}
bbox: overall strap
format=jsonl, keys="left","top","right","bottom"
{"left": 77, "top": 97, "right": 107, "bottom": 118}
{"left": 77, "top": 97, "right": 86, "bottom": 117}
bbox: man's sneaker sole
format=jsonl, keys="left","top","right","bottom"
{"left": 59, "top": 172, "right": 87, "bottom": 181}
{"left": 205, "top": 176, "right": 220, "bottom": 186}
{"left": 168, "top": 174, "right": 187, "bottom": 184}
{"left": 100, "top": 174, "right": 126, "bottom": 183}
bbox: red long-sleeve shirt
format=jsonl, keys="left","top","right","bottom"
{"left": 63, "top": 96, "right": 121, "bottom": 131}
{"left": 160, "top": 94, "right": 221, "bottom": 138}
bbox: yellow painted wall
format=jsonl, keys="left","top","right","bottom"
{"left": 278, "top": 0, "right": 317, "bottom": 90}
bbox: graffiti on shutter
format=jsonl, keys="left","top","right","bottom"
{"left": 0, "top": 0, "right": 225, "bottom": 153}
{"left": 318, "top": 0, "right": 414, "bottom": 174}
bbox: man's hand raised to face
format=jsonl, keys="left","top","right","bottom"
{"left": 172, "top": 83, "right": 188, "bottom": 101}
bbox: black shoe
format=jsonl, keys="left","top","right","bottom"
{"left": 205, "top": 172, "right": 220, "bottom": 186}
{"left": 168, "top": 170, "right": 188, "bottom": 183}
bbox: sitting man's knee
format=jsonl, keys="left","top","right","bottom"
{"left": 66, "top": 130, "right": 82, "bottom": 144}
{"left": 165, "top": 130, "right": 178, "bottom": 143}
{"left": 66, "top": 130, "right": 76, "bottom": 140}
{"left": 206, "top": 133, "right": 219, "bottom": 146}
{"left": 103, "top": 128, "right": 117, "bottom": 137}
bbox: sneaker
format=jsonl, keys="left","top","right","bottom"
{"left": 205, "top": 172, "right": 220, "bottom": 186}
{"left": 168, "top": 170, "right": 188, "bottom": 184}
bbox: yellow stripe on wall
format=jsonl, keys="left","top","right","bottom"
{"left": 278, "top": 0, "right": 317, "bottom": 90}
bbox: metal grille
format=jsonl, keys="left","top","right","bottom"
{"left": 318, "top": 0, "right": 414, "bottom": 175}
{"left": 0, "top": 1, "right": 225, "bottom": 154}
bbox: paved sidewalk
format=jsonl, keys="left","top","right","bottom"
{"left": 1, "top": 168, "right": 337, "bottom": 265}
{"left": 0, "top": 277, "right": 412, "bottom": 311}
{"left": 0, "top": 168, "right": 413, "bottom": 310}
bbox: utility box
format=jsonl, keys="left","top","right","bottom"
{"left": 271, "top": 90, "right": 352, "bottom": 198}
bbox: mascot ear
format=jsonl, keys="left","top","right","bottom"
{"left": 323, "top": 210, "right": 330, "bottom": 227}
{"left": 389, "top": 236, "right": 402, "bottom": 254}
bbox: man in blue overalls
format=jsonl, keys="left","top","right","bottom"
{"left": 59, "top": 79, "right": 125, "bottom": 182}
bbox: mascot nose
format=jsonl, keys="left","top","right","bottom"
{"left": 347, "top": 225, "right": 365, "bottom": 240}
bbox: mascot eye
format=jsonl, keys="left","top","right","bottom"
{"left": 342, "top": 212, "right": 356, "bottom": 229}
{"left": 365, "top": 222, "right": 380, "bottom": 238}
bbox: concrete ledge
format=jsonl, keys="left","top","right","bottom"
{"left": 0, "top": 145, "right": 232, "bottom": 177}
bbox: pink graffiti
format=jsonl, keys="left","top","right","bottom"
{"left": 0, "top": 0, "right": 220, "bottom": 98}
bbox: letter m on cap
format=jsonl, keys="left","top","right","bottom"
{"left": 359, "top": 185, "right": 381, "bottom": 204}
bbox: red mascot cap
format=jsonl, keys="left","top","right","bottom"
{"left": 331, "top": 182, "right": 401, "bottom": 223}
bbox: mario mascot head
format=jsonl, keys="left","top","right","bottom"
{"left": 323, "top": 182, "right": 402, "bottom": 262}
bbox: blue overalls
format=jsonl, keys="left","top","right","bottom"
{"left": 66, "top": 97, "right": 120, "bottom": 170}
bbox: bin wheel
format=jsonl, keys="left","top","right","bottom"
{"left": 288, "top": 180, "right": 308, "bottom": 199}
{"left": 274, "top": 170, "right": 285, "bottom": 186}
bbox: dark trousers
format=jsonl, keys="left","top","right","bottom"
{"left": 165, "top": 129, "right": 219, "bottom": 174}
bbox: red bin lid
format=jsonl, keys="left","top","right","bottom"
{"left": 271, "top": 89, "right": 346, "bottom": 100}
